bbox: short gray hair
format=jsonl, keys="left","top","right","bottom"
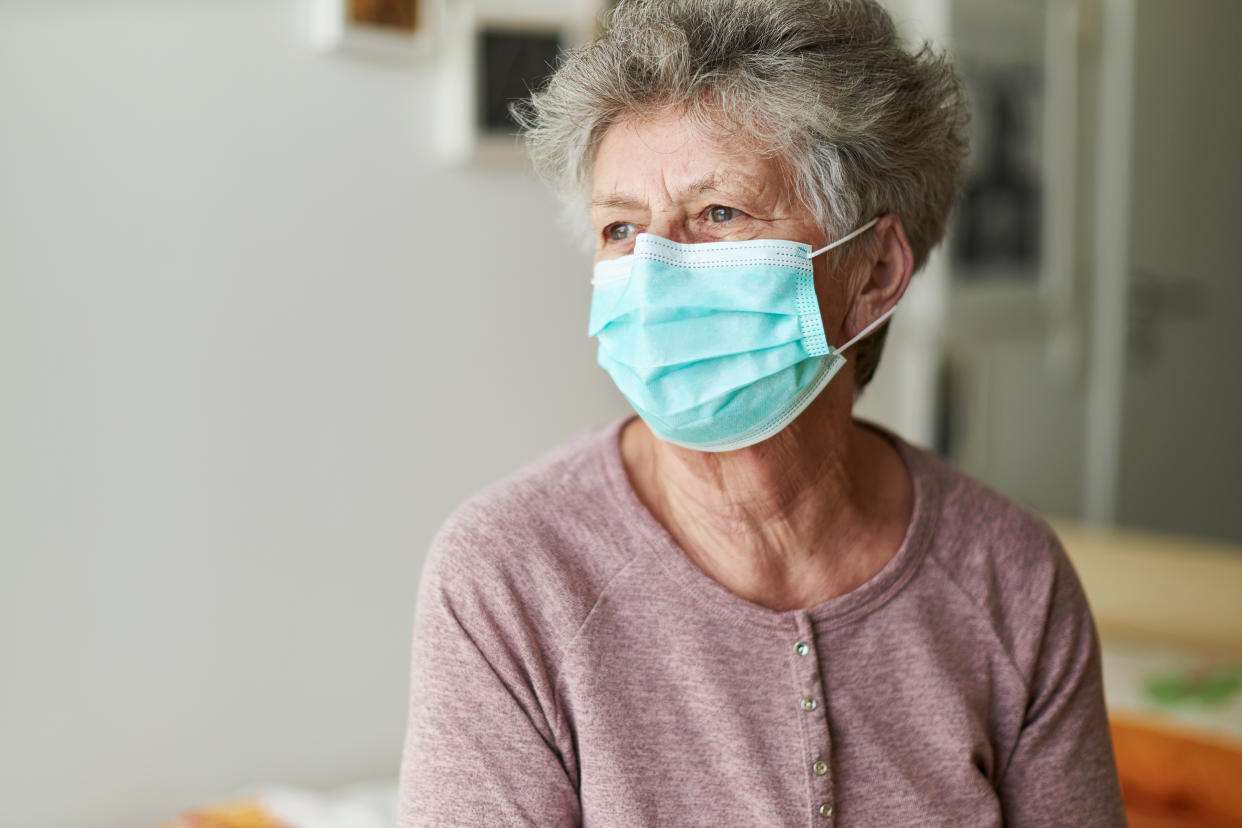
{"left": 516, "top": 0, "right": 969, "bottom": 388}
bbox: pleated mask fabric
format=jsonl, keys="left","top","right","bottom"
{"left": 588, "top": 220, "right": 883, "bottom": 452}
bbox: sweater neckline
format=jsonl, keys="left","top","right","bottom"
{"left": 594, "top": 414, "right": 940, "bottom": 632}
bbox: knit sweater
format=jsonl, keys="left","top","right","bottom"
{"left": 398, "top": 417, "right": 1125, "bottom": 827}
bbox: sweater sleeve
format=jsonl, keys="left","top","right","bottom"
{"left": 996, "top": 545, "right": 1127, "bottom": 827}
{"left": 397, "top": 531, "right": 581, "bottom": 828}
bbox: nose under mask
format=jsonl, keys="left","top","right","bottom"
{"left": 588, "top": 217, "right": 891, "bottom": 452}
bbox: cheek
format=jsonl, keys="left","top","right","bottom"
{"left": 812, "top": 260, "right": 849, "bottom": 333}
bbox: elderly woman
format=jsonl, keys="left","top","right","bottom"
{"left": 398, "top": 0, "right": 1125, "bottom": 825}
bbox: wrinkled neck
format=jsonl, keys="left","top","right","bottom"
{"left": 619, "top": 385, "right": 914, "bottom": 611}
{"left": 623, "top": 379, "right": 873, "bottom": 566}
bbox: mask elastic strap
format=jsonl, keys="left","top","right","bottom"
{"left": 806, "top": 217, "right": 881, "bottom": 259}
{"left": 837, "top": 305, "right": 897, "bottom": 353}
{"left": 805, "top": 216, "right": 893, "bottom": 351}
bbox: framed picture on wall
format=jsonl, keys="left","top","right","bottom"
{"left": 434, "top": 4, "right": 595, "bottom": 165}
{"left": 310, "top": 0, "right": 441, "bottom": 61}
{"left": 476, "top": 27, "right": 563, "bottom": 136}
{"left": 940, "top": 0, "right": 1082, "bottom": 345}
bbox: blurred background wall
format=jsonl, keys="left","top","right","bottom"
{"left": 0, "top": 1, "right": 620, "bottom": 825}
{"left": 0, "top": 1, "right": 1238, "bottom": 827}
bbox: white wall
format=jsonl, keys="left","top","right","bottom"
{"left": 0, "top": 2, "right": 625, "bottom": 826}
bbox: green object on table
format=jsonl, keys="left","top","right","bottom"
{"left": 1144, "top": 667, "right": 1242, "bottom": 708}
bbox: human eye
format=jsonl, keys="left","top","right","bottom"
{"left": 706, "top": 205, "right": 742, "bottom": 223}
{"left": 604, "top": 222, "right": 637, "bottom": 242}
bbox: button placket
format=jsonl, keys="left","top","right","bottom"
{"left": 789, "top": 612, "right": 834, "bottom": 824}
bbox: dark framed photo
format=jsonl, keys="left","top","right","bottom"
{"left": 476, "top": 27, "right": 563, "bottom": 136}
{"left": 434, "top": 6, "right": 593, "bottom": 165}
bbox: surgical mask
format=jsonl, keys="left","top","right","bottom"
{"left": 588, "top": 217, "right": 891, "bottom": 452}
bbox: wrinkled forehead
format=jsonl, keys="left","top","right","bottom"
{"left": 589, "top": 112, "right": 794, "bottom": 211}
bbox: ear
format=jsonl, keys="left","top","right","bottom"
{"left": 842, "top": 214, "right": 914, "bottom": 341}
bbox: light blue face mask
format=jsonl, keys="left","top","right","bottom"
{"left": 588, "top": 217, "right": 892, "bottom": 452}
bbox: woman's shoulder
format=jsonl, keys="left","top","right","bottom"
{"left": 419, "top": 419, "right": 640, "bottom": 636}
{"left": 898, "top": 438, "right": 1091, "bottom": 672}
{"left": 906, "top": 440, "right": 1066, "bottom": 568}
{"left": 437, "top": 420, "right": 628, "bottom": 542}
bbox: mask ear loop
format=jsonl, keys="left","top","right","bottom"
{"left": 806, "top": 216, "right": 880, "bottom": 259}
{"left": 838, "top": 305, "right": 897, "bottom": 353}
{"left": 803, "top": 216, "right": 893, "bottom": 352}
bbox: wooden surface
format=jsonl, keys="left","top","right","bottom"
{"left": 1051, "top": 520, "right": 1242, "bottom": 652}
{"left": 1112, "top": 715, "right": 1242, "bottom": 828}
{"left": 1051, "top": 519, "right": 1242, "bottom": 827}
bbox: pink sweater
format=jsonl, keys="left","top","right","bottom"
{"left": 398, "top": 418, "right": 1125, "bottom": 827}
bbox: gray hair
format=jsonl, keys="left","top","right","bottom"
{"left": 515, "top": 0, "right": 969, "bottom": 389}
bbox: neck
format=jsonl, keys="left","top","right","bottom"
{"left": 620, "top": 383, "right": 912, "bottom": 611}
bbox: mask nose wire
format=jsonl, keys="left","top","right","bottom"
{"left": 806, "top": 216, "right": 880, "bottom": 259}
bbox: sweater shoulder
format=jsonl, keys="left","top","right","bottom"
{"left": 909, "top": 444, "right": 1086, "bottom": 680}
{"left": 420, "top": 422, "right": 639, "bottom": 653}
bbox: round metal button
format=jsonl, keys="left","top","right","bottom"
{"left": 813, "top": 760, "right": 828, "bottom": 775}
{"left": 818, "top": 802, "right": 834, "bottom": 817}
{"left": 801, "top": 696, "right": 818, "bottom": 712}
{"left": 794, "top": 641, "right": 810, "bottom": 657}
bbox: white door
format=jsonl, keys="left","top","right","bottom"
{"left": 1100, "top": 0, "right": 1242, "bottom": 542}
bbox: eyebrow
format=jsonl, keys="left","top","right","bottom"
{"left": 589, "top": 173, "right": 742, "bottom": 210}
{"left": 589, "top": 194, "right": 646, "bottom": 210}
